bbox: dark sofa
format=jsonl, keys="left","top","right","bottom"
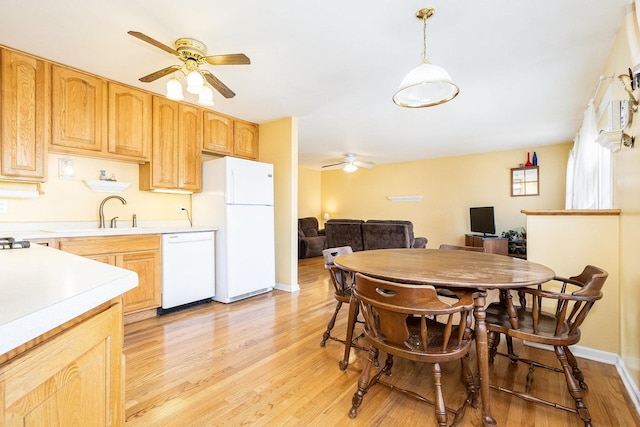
{"left": 324, "top": 219, "right": 365, "bottom": 251}
{"left": 325, "top": 219, "right": 427, "bottom": 251}
{"left": 298, "top": 217, "right": 326, "bottom": 258}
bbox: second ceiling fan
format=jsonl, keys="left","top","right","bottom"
{"left": 128, "top": 30, "right": 250, "bottom": 100}
{"left": 322, "top": 154, "right": 374, "bottom": 172}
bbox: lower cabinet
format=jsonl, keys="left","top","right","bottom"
{"left": 0, "top": 301, "right": 124, "bottom": 426}
{"left": 58, "top": 235, "right": 161, "bottom": 313}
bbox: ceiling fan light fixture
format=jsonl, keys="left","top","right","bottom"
{"left": 343, "top": 163, "right": 358, "bottom": 173}
{"left": 197, "top": 85, "right": 215, "bottom": 106}
{"left": 186, "top": 70, "right": 204, "bottom": 94}
{"left": 166, "top": 77, "right": 184, "bottom": 100}
{"left": 393, "top": 7, "right": 459, "bottom": 108}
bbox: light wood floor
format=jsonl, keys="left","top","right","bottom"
{"left": 123, "top": 256, "right": 640, "bottom": 426}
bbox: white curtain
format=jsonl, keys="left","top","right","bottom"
{"left": 566, "top": 101, "right": 613, "bottom": 209}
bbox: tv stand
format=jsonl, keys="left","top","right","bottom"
{"left": 465, "top": 234, "right": 508, "bottom": 255}
{"left": 476, "top": 233, "right": 498, "bottom": 238}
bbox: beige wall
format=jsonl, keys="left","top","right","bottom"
{"left": 298, "top": 167, "right": 321, "bottom": 221}
{"left": 0, "top": 154, "right": 190, "bottom": 224}
{"left": 605, "top": 14, "right": 640, "bottom": 389}
{"left": 320, "top": 143, "right": 570, "bottom": 248}
{"left": 526, "top": 213, "right": 620, "bottom": 353}
{"left": 259, "top": 117, "right": 299, "bottom": 290}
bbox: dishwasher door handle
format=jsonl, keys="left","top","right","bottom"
{"left": 165, "top": 232, "right": 214, "bottom": 243}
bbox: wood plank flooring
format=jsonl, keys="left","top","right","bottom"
{"left": 123, "top": 256, "right": 640, "bottom": 426}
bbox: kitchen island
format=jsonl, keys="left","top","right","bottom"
{"left": 0, "top": 242, "right": 138, "bottom": 425}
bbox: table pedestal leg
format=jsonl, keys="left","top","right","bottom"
{"left": 340, "top": 293, "right": 357, "bottom": 371}
{"left": 473, "top": 291, "right": 497, "bottom": 426}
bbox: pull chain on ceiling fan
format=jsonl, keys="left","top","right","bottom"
{"left": 128, "top": 31, "right": 250, "bottom": 104}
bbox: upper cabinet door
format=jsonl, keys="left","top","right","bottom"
{"left": 0, "top": 49, "right": 49, "bottom": 181}
{"left": 202, "top": 111, "right": 233, "bottom": 156}
{"left": 233, "top": 120, "right": 259, "bottom": 160}
{"left": 108, "top": 83, "right": 151, "bottom": 161}
{"left": 150, "top": 96, "right": 179, "bottom": 189}
{"left": 51, "top": 65, "right": 106, "bottom": 153}
{"left": 178, "top": 104, "right": 202, "bottom": 192}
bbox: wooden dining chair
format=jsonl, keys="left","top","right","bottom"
{"left": 320, "top": 247, "right": 366, "bottom": 352}
{"left": 349, "top": 273, "right": 477, "bottom": 427}
{"left": 485, "top": 265, "right": 608, "bottom": 427}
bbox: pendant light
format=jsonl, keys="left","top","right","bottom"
{"left": 166, "top": 76, "right": 184, "bottom": 101}
{"left": 393, "top": 7, "right": 459, "bottom": 108}
{"left": 198, "top": 85, "right": 215, "bottom": 106}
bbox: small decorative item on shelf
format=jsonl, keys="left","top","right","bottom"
{"left": 99, "top": 170, "right": 107, "bottom": 181}
{"left": 532, "top": 151, "right": 538, "bottom": 166}
{"left": 525, "top": 152, "right": 533, "bottom": 166}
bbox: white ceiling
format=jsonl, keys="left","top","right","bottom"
{"left": 0, "top": 0, "right": 629, "bottom": 169}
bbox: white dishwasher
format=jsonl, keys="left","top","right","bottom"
{"left": 161, "top": 231, "right": 215, "bottom": 310}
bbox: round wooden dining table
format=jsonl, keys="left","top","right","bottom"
{"left": 334, "top": 248, "right": 555, "bottom": 427}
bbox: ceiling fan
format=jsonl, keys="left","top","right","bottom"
{"left": 128, "top": 30, "right": 250, "bottom": 99}
{"left": 321, "top": 154, "right": 374, "bottom": 172}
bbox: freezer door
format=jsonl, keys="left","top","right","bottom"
{"left": 223, "top": 204, "right": 275, "bottom": 298}
{"left": 225, "top": 158, "right": 274, "bottom": 206}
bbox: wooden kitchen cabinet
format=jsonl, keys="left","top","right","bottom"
{"left": 178, "top": 103, "right": 203, "bottom": 191}
{"left": 202, "top": 113, "right": 259, "bottom": 160}
{"left": 50, "top": 64, "right": 107, "bottom": 154}
{"left": 203, "top": 111, "right": 233, "bottom": 155}
{"left": 0, "top": 48, "right": 49, "bottom": 181}
{"left": 0, "top": 300, "right": 124, "bottom": 426}
{"left": 108, "top": 82, "right": 151, "bottom": 161}
{"left": 58, "top": 235, "right": 162, "bottom": 314}
{"left": 233, "top": 119, "right": 259, "bottom": 160}
{"left": 139, "top": 96, "right": 202, "bottom": 192}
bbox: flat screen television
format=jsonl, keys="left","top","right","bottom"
{"left": 470, "top": 206, "right": 496, "bottom": 237}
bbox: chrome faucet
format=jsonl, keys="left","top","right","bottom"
{"left": 99, "top": 195, "right": 127, "bottom": 228}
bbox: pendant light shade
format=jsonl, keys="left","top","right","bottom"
{"left": 393, "top": 61, "right": 459, "bottom": 107}
{"left": 186, "top": 70, "right": 204, "bottom": 94}
{"left": 166, "top": 77, "right": 184, "bottom": 101}
{"left": 197, "top": 85, "right": 215, "bottom": 106}
{"left": 393, "top": 7, "right": 459, "bottom": 108}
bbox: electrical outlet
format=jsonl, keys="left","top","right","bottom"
{"left": 0, "top": 200, "right": 7, "bottom": 214}
{"left": 176, "top": 205, "right": 185, "bottom": 213}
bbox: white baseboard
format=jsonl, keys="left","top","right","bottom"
{"left": 274, "top": 282, "right": 300, "bottom": 293}
{"left": 524, "top": 342, "right": 640, "bottom": 415}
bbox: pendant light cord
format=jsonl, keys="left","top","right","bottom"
{"left": 422, "top": 13, "right": 428, "bottom": 63}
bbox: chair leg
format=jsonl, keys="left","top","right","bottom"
{"left": 349, "top": 348, "right": 379, "bottom": 419}
{"left": 460, "top": 353, "right": 478, "bottom": 408}
{"left": 505, "top": 336, "right": 517, "bottom": 361}
{"left": 564, "top": 346, "right": 588, "bottom": 390}
{"left": 432, "top": 362, "right": 448, "bottom": 427}
{"left": 488, "top": 331, "right": 499, "bottom": 364}
{"left": 320, "top": 301, "right": 342, "bottom": 347}
{"left": 555, "top": 346, "right": 592, "bottom": 426}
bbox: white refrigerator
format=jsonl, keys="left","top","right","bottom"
{"left": 192, "top": 157, "right": 275, "bottom": 303}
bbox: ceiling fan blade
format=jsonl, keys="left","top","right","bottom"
{"left": 128, "top": 31, "right": 179, "bottom": 56}
{"left": 205, "top": 53, "right": 251, "bottom": 66}
{"left": 354, "top": 161, "right": 374, "bottom": 169}
{"left": 202, "top": 70, "right": 236, "bottom": 98}
{"left": 139, "top": 65, "right": 182, "bottom": 83}
{"left": 321, "top": 162, "right": 345, "bottom": 168}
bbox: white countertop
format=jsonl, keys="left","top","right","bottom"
{"left": 0, "top": 221, "right": 217, "bottom": 240}
{"left": 0, "top": 242, "right": 138, "bottom": 356}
